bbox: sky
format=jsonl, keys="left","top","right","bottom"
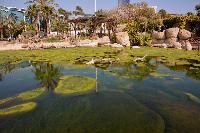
{"left": 0, "top": 0, "right": 199, "bottom": 14}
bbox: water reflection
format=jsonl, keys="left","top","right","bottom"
{"left": 0, "top": 61, "right": 31, "bottom": 81}
{"left": 107, "top": 57, "right": 158, "bottom": 80}
{"left": 32, "top": 62, "right": 62, "bottom": 90}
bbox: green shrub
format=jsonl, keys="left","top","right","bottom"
{"left": 123, "top": 21, "right": 141, "bottom": 46}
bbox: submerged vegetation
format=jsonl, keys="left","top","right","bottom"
{"left": 0, "top": 102, "right": 37, "bottom": 115}
{"left": 55, "top": 75, "right": 96, "bottom": 95}
{"left": 0, "top": 87, "right": 45, "bottom": 105}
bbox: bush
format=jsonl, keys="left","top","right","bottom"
{"left": 123, "top": 21, "right": 140, "bottom": 46}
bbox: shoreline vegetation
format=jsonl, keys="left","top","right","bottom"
{"left": 0, "top": 47, "right": 199, "bottom": 66}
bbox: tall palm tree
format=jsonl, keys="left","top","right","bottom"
{"left": 26, "top": 0, "right": 57, "bottom": 36}
{"left": 26, "top": 4, "right": 40, "bottom": 36}
{"left": 73, "top": 6, "right": 84, "bottom": 16}
{"left": 41, "top": 5, "right": 54, "bottom": 35}
{"left": 32, "top": 63, "right": 62, "bottom": 90}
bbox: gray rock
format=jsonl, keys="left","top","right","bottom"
{"left": 173, "top": 42, "right": 182, "bottom": 49}
{"left": 178, "top": 29, "right": 191, "bottom": 40}
{"left": 116, "top": 32, "right": 130, "bottom": 47}
{"left": 152, "top": 39, "right": 165, "bottom": 44}
{"left": 153, "top": 43, "right": 167, "bottom": 48}
{"left": 165, "top": 38, "right": 178, "bottom": 47}
{"left": 111, "top": 43, "right": 124, "bottom": 48}
{"left": 166, "top": 28, "right": 179, "bottom": 38}
{"left": 116, "top": 24, "right": 127, "bottom": 33}
{"left": 97, "top": 36, "right": 110, "bottom": 45}
{"left": 152, "top": 31, "right": 165, "bottom": 40}
{"left": 186, "top": 41, "right": 192, "bottom": 50}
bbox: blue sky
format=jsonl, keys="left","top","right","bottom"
{"left": 0, "top": 0, "right": 199, "bottom": 14}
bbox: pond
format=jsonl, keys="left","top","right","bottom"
{"left": 0, "top": 57, "right": 200, "bottom": 133}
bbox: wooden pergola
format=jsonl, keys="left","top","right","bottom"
{"left": 68, "top": 16, "right": 115, "bottom": 38}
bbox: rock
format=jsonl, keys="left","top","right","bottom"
{"left": 132, "top": 46, "right": 140, "bottom": 49}
{"left": 165, "top": 38, "right": 178, "bottom": 47}
{"left": 78, "top": 40, "right": 98, "bottom": 47}
{"left": 152, "top": 39, "right": 165, "bottom": 44}
{"left": 21, "top": 44, "right": 29, "bottom": 48}
{"left": 152, "top": 31, "right": 165, "bottom": 40}
{"left": 116, "top": 32, "right": 130, "bottom": 47}
{"left": 97, "top": 36, "right": 110, "bottom": 45}
{"left": 173, "top": 42, "right": 182, "bottom": 49}
{"left": 178, "top": 29, "right": 191, "bottom": 40}
{"left": 166, "top": 28, "right": 179, "bottom": 38}
{"left": 153, "top": 43, "right": 167, "bottom": 48}
{"left": 186, "top": 41, "right": 192, "bottom": 50}
{"left": 116, "top": 24, "right": 127, "bottom": 33}
{"left": 111, "top": 43, "right": 124, "bottom": 48}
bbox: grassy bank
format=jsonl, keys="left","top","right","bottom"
{"left": 0, "top": 47, "right": 200, "bottom": 65}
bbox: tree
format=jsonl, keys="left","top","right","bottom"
{"left": 26, "top": 4, "right": 40, "bottom": 36}
{"left": 41, "top": 5, "right": 54, "bottom": 35}
{"left": 73, "top": 6, "right": 84, "bottom": 16}
{"left": 58, "top": 8, "right": 71, "bottom": 20}
{"left": 0, "top": 11, "right": 4, "bottom": 38}
{"left": 26, "top": 0, "right": 57, "bottom": 36}
{"left": 187, "top": 12, "right": 194, "bottom": 16}
{"left": 95, "top": 9, "right": 107, "bottom": 17}
{"left": 159, "top": 9, "right": 167, "bottom": 19}
{"left": 195, "top": 4, "right": 200, "bottom": 16}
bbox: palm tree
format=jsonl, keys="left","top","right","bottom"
{"left": 26, "top": 0, "right": 57, "bottom": 35}
{"left": 73, "top": 6, "right": 84, "bottom": 16}
{"left": 0, "top": 12, "right": 4, "bottom": 39}
{"left": 26, "top": 4, "right": 40, "bottom": 36}
{"left": 32, "top": 63, "right": 62, "bottom": 90}
{"left": 195, "top": 4, "right": 200, "bottom": 16}
{"left": 41, "top": 5, "right": 54, "bottom": 35}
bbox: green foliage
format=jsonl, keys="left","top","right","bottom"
{"left": 55, "top": 75, "right": 96, "bottom": 95}
{"left": 0, "top": 102, "right": 37, "bottom": 115}
{"left": 195, "top": 4, "right": 200, "bottom": 16}
{"left": 138, "top": 33, "right": 152, "bottom": 46}
{"left": 163, "top": 16, "right": 200, "bottom": 36}
{"left": 159, "top": 9, "right": 167, "bottom": 19}
{"left": 123, "top": 21, "right": 140, "bottom": 46}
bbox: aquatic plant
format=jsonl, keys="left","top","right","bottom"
{"left": 0, "top": 87, "right": 45, "bottom": 105}
{"left": 185, "top": 93, "right": 200, "bottom": 104}
{"left": 55, "top": 75, "right": 96, "bottom": 95}
{"left": 0, "top": 102, "right": 37, "bottom": 115}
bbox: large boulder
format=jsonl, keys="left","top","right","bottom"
{"left": 152, "top": 39, "right": 165, "bottom": 44}
{"left": 116, "top": 24, "right": 127, "bottom": 33}
{"left": 165, "top": 28, "right": 180, "bottom": 38}
{"left": 173, "top": 42, "right": 182, "bottom": 49}
{"left": 111, "top": 43, "right": 124, "bottom": 48}
{"left": 152, "top": 31, "right": 165, "bottom": 40}
{"left": 116, "top": 32, "right": 130, "bottom": 47}
{"left": 186, "top": 41, "right": 192, "bottom": 50}
{"left": 165, "top": 38, "right": 178, "bottom": 47}
{"left": 97, "top": 36, "right": 110, "bottom": 45}
{"left": 153, "top": 43, "right": 168, "bottom": 48}
{"left": 178, "top": 29, "right": 191, "bottom": 40}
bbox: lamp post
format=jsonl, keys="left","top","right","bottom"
{"left": 94, "top": 0, "right": 97, "bottom": 13}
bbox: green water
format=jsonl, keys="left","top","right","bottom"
{"left": 0, "top": 58, "right": 200, "bottom": 133}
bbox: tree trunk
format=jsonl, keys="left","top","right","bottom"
{"left": 34, "top": 16, "right": 39, "bottom": 37}
{"left": 0, "top": 28, "right": 3, "bottom": 39}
